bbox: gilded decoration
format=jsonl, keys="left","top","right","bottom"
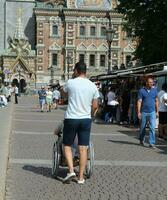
{"left": 75, "top": 0, "right": 111, "bottom": 10}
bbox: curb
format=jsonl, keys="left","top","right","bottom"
{"left": 0, "top": 103, "right": 14, "bottom": 200}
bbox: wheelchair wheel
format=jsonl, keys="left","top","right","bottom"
{"left": 85, "top": 141, "right": 94, "bottom": 178}
{"left": 52, "top": 138, "right": 62, "bottom": 177}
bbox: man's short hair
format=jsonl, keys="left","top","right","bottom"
{"left": 74, "top": 62, "right": 87, "bottom": 74}
{"left": 145, "top": 76, "right": 153, "bottom": 82}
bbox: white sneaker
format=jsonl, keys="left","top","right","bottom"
{"left": 63, "top": 172, "right": 76, "bottom": 183}
{"left": 77, "top": 179, "right": 85, "bottom": 184}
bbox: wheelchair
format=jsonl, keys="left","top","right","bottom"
{"left": 52, "top": 131, "right": 94, "bottom": 179}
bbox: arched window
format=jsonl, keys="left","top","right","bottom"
{"left": 79, "top": 54, "right": 85, "bottom": 63}
{"left": 80, "top": 26, "right": 85, "bottom": 36}
{"left": 52, "top": 53, "right": 58, "bottom": 66}
{"left": 52, "top": 25, "right": 58, "bottom": 35}
{"left": 46, "top": 3, "right": 54, "bottom": 8}
{"left": 90, "top": 26, "right": 96, "bottom": 36}
{"left": 89, "top": 54, "right": 95, "bottom": 67}
{"left": 101, "top": 27, "right": 106, "bottom": 37}
{"left": 100, "top": 55, "right": 106, "bottom": 67}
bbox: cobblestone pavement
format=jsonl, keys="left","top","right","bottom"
{"left": 5, "top": 96, "right": 167, "bottom": 200}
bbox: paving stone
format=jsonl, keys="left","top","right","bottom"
{"left": 5, "top": 96, "right": 167, "bottom": 200}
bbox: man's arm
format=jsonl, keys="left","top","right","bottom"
{"left": 91, "top": 86, "right": 100, "bottom": 116}
{"left": 137, "top": 100, "right": 142, "bottom": 120}
{"left": 155, "top": 97, "right": 159, "bottom": 117}
{"left": 92, "top": 99, "right": 98, "bottom": 110}
{"left": 91, "top": 99, "right": 98, "bottom": 117}
{"left": 137, "top": 89, "right": 142, "bottom": 120}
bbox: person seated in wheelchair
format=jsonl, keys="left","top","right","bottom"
{"left": 61, "top": 62, "right": 99, "bottom": 184}
{"left": 54, "top": 121, "right": 63, "bottom": 137}
{"left": 54, "top": 121, "right": 79, "bottom": 166}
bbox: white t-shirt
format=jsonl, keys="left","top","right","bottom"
{"left": 8, "top": 88, "right": 13, "bottom": 95}
{"left": 107, "top": 91, "right": 116, "bottom": 105}
{"left": 64, "top": 77, "right": 99, "bottom": 119}
{"left": 158, "top": 90, "right": 167, "bottom": 112}
{"left": 53, "top": 90, "right": 60, "bottom": 100}
{"left": 14, "top": 87, "right": 18, "bottom": 94}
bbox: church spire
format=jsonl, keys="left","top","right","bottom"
{"left": 14, "top": 8, "right": 26, "bottom": 40}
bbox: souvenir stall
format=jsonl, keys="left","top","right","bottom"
{"left": 91, "top": 62, "right": 167, "bottom": 126}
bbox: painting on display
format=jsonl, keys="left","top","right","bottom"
{"left": 75, "top": 0, "right": 111, "bottom": 10}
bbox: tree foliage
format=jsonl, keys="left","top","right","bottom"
{"left": 117, "top": 0, "right": 167, "bottom": 65}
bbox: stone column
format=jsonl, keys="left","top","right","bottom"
{"left": 96, "top": 53, "right": 100, "bottom": 68}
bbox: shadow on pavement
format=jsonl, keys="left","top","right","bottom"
{"left": 22, "top": 165, "right": 68, "bottom": 182}
{"left": 118, "top": 130, "right": 139, "bottom": 137}
{"left": 156, "top": 146, "right": 167, "bottom": 154}
{"left": 108, "top": 130, "right": 167, "bottom": 154}
{"left": 107, "top": 139, "right": 140, "bottom": 146}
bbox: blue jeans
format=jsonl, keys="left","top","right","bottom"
{"left": 104, "top": 112, "right": 110, "bottom": 123}
{"left": 140, "top": 111, "right": 156, "bottom": 145}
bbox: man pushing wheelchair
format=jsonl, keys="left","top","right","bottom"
{"left": 56, "top": 62, "right": 99, "bottom": 184}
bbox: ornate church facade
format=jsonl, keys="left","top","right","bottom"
{"left": 0, "top": 0, "right": 135, "bottom": 88}
{"left": 35, "top": 0, "right": 135, "bottom": 84}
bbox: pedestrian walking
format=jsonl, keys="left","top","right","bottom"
{"left": 62, "top": 62, "right": 99, "bottom": 184}
{"left": 14, "top": 85, "right": 19, "bottom": 104}
{"left": 137, "top": 77, "right": 158, "bottom": 148}
{"left": 6, "top": 86, "right": 13, "bottom": 102}
{"left": 52, "top": 87, "right": 61, "bottom": 109}
{"left": 46, "top": 87, "right": 53, "bottom": 112}
{"left": 106, "top": 87, "right": 118, "bottom": 123}
{"left": 158, "top": 83, "right": 167, "bottom": 139}
{"left": 38, "top": 86, "right": 46, "bottom": 112}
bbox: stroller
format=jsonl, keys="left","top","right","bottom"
{"left": 52, "top": 122, "right": 94, "bottom": 178}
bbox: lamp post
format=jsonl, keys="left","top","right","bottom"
{"left": 67, "top": 55, "right": 72, "bottom": 79}
{"left": 34, "top": 72, "right": 37, "bottom": 89}
{"left": 49, "top": 65, "right": 54, "bottom": 84}
{"left": 106, "top": 12, "right": 115, "bottom": 74}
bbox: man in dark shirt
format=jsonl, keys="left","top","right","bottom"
{"left": 137, "top": 77, "right": 158, "bottom": 148}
